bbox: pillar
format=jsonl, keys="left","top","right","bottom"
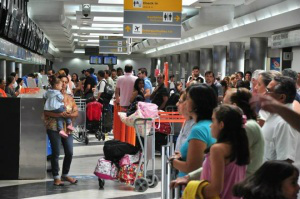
{"left": 171, "top": 54, "right": 180, "bottom": 81}
{"left": 0, "top": 60, "right": 6, "bottom": 79}
{"left": 16, "top": 63, "right": 22, "bottom": 77}
{"left": 150, "top": 58, "right": 157, "bottom": 83}
{"left": 188, "top": 51, "right": 200, "bottom": 78}
{"left": 6, "top": 61, "right": 16, "bottom": 77}
{"left": 228, "top": 42, "right": 245, "bottom": 75}
{"left": 200, "top": 48, "right": 213, "bottom": 75}
{"left": 166, "top": 56, "right": 172, "bottom": 76}
{"left": 213, "top": 46, "right": 227, "bottom": 78}
{"left": 249, "top": 37, "right": 268, "bottom": 72}
{"left": 180, "top": 52, "right": 188, "bottom": 82}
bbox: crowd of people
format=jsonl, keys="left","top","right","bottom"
{"left": 2, "top": 63, "right": 300, "bottom": 199}
{"left": 170, "top": 68, "right": 300, "bottom": 199}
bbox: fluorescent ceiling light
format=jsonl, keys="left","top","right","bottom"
{"left": 94, "top": 17, "right": 123, "bottom": 22}
{"left": 98, "top": 0, "right": 123, "bottom": 4}
{"left": 80, "top": 27, "right": 123, "bottom": 31}
{"left": 90, "top": 33, "right": 123, "bottom": 36}
{"left": 182, "top": 0, "right": 198, "bottom": 6}
{"left": 91, "top": 6, "right": 123, "bottom": 13}
{"left": 72, "top": 25, "right": 79, "bottom": 29}
{"left": 74, "top": 49, "right": 85, "bottom": 54}
{"left": 86, "top": 44, "right": 100, "bottom": 46}
{"left": 92, "top": 24, "right": 123, "bottom": 28}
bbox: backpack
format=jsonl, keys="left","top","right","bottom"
{"left": 99, "top": 80, "right": 114, "bottom": 104}
{"left": 103, "top": 140, "right": 140, "bottom": 166}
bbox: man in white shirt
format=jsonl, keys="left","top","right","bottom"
{"left": 104, "top": 70, "right": 115, "bottom": 91}
{"left": 94, "top": 70, "right": 106, "bottom": 101}
{"left": 262, "top": 76, "right": 300, "bottom": 166}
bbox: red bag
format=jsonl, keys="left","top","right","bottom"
{"left": 118, "top": 163, "right": 143, "bottom": 185}
{"left": 155, "top": 122, "right": 171, "bottom": 135}
{"left": 86, "top": 101, "right": 103, "bottom": 121}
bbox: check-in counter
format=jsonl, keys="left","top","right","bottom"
{"left": 0, "top": 94, "right": 46, "bottom": 180}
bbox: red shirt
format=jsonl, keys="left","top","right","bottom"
{"left": 0, "top": 88, "right": 7, "bottom": 97}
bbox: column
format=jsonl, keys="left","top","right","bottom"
{"left": 16, "top": 63, "right": 23, "bottom": 77}
{"left": 6, "top": 61, "right": 16, "bottom": 77}
{"left": 150, "top": 58, "right": 157, "bottom": 83}
{"left": 171, "top": 54, "right": 180, "bottom": 81}
{"left": 249, "top": 37, "right": 268, "bottom": 72}
{"left": 0, "top": 60, "right": 6, "bottom": 79}
{"left": 213, "top": 46, "right": 227, "bottom": 78}
{"left": 188, "top": 51, "right": 200, "bottom": 78}
{"left": 166, "top": 56, "right": 172, "bottom": 76}
{"left": 228, "top": 42, "right": 245, "bottom": 75}
{"left": 159, "top": 57, "right": 166, "bottom": 71}
{"left": 180, "top": 52, "right": 188, "bottom": 82}
{"left": 200, "top": 48, "right": 213, "bottom": 75}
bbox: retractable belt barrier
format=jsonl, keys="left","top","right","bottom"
{"left": 155, "top": 112, "right": 185, "bottom": 199}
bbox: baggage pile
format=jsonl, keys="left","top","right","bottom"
{"left": 94, "top": 140, "right": 158, "bottom": 192}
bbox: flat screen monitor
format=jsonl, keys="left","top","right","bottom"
{"left": 103, "top": 56, "right": 117, "bottom": 65}
{"left": 90, "top": 56, "right": 103, "bottom": 65}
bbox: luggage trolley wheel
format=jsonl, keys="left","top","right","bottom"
{"left": 98, "top": 179, "right": 105, "bottom": 188}
{"left": 146, "top": 174, "right": 159, "bottom": 188}
{"left": 134, "top": 178, "right": 148, "bottom": 192}
{"left": 85, "top": 136, "right": 89, "bottom": 145}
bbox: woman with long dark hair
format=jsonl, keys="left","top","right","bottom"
{"left": 169, "top": 84, "right": 217, "bottom": 177}
{"left": 224, "top": 88, "right": 264, "bottom": 176}
{"left": 233, "top": 160, "right": 299, "bottom": 199}
{"left": 195, "top": 105, "right": 250, "bottom": 199}
{"left": 182, "top": 105, "right": 249, "bottom": 199}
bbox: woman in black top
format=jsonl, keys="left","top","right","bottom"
{"left": 127, "top": 78, "right": 145, "bottom": 116}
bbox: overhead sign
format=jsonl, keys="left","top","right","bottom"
{"left": 124, "top": 0, "right": 182, "bottom": 39}
{"left": 99, "top": 36, "right": 131, "bottom": 54}
{"left": 99, "top": 46, "right": 129, "bottom": 53}
{"left": 124, "top": 0, "right": 182, "bottom": 11}
{"left": 271, "top": 29, "right": 300, "bottom": 48}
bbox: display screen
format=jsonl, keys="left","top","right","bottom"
{"left": 90, "top": 56, "right": 103, "bottom": 65}
{"left": 103, "top": 56, "right": 117, "bottom": 65}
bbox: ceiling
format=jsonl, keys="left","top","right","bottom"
{"left": 27, "top": 0, "right": 298, "bottom": 59}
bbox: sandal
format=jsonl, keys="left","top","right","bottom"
{"left": 61, "top": 176, "right": 78, "bottom": 184}
{"left": 53, "top": 179, "right": 64, "bottom": 186}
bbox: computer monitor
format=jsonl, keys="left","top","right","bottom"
{"left": 90, "top": 56, "right": 103, "bottom": 65}
{"left": 103, "top": 56, "right": 117, "bottom": 65}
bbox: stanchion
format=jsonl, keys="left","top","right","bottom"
{"left": 113, "top": 102, "right": 121, "bottom": 140}
{"left": 161, "top": 145, "right": 166, "bottom": 199}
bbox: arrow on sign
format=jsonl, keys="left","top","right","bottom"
{"left": 175, "top": 15, "right": 181, "bottom": 22}
{"left": 125, "top": 25, "right": 131, "bottom": 32}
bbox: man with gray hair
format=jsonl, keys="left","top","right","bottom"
{"left": 251, "top": 69, "right": 264, "bottom": 93}
{"left": 262, "top": 76, "right": 300, "bottom": 180}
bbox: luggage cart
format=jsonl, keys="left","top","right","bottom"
{"left": 133, "top": 118, "right": 159, "bottom": 192}
{"left": 157, "top": 112, "right": 185, "bottom": 199}
{"left": 73, "top": 98, "right": 89, "bottom": 145}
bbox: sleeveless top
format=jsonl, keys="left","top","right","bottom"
{"left": 201, "top": 153, "right": 246, "bottom": 199}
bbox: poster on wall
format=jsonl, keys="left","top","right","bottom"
{"left": 270, "top": 57, "right": 281, "bottom": 71}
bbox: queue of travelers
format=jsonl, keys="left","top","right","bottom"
{"left": 1, "top": 64, "right": 300, "bottom": 199}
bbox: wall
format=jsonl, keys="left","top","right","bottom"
{"left": 292, "top": 47, "right": 300, "bottom": 72}
{"left": 53, "top": 57, "right": 152, "bottom": 76}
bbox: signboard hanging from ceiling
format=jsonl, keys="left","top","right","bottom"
{"left": 123, "top": 0, "right": 182, "bottom": 39}
{"left": 99, "top": 36, "right": 132, "bottom": 54}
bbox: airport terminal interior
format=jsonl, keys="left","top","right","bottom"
{"left": 1, "top": 0, "right": 300, "bottom": 199}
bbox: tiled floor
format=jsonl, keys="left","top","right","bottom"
{"left": 0, "top": 136, "right": 163, "bottom": 199}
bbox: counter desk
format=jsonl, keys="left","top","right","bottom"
{"left": 0, "top": 93, "right": 46, "bottom": 180}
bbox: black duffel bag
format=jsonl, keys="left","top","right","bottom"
{"left": 103, "top": 140, "right": 140, "bottom": 165}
